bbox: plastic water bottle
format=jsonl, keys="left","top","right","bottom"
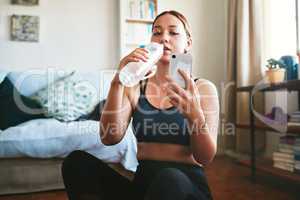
{"left": 119, "top": 42, "right": 163, "bottom": 87}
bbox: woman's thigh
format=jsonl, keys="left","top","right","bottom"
{"left": 146, "top": 168, "right": 212, "bottom": 200}
{"left": 133, "top": 160, "right": 213, "bottom": 200}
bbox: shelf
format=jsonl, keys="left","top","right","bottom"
{"left": 236, "top": 79, "right": 300, "bottom": 92}
{"left": 126, "top": 18, "right": 154, "bottom": 24}
{"left": 119, "top": 0, "right": 157, "bottom": 58}
{"left": 234, "top": 79, "right": 300, "bottom": 181}
{"left": 236, "top": 123, "right": 300, "bottom": 134}
{"left": 239, "top": 158, "right": 300, "bottom": 184}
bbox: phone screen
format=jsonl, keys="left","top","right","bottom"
{"left": 169, "top": 53, "right": 192, "bottom": 88}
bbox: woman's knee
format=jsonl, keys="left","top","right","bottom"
{"left": 62, "top": 150, "right": 86, "bottom": 174}
{"left": 61, "top": 150, "right": 105, "bottom": 180}
{"left": 62, "top": 150, "right": 111, "bottom": 175}
{"left": 155, "top": 168, "right": 190, "bottom": 185}
{"left": 145, "top": 168, "right": 193, "bottom": 200}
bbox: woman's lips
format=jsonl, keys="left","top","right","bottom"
{"left": 163, "top": 47, "right": 171, "bottom": 53}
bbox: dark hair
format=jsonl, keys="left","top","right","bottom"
{"left": 152, "top": 10, "right": 192, "bottom": 39}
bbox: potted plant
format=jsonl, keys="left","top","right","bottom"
{"left": 265, "top": 58, "right": 286, "bottom": 83}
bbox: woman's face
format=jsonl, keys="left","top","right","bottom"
{"left": 151, "top": 14, "right": 191, "bottom": 64}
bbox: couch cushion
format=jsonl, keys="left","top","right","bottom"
{"left": 0, "top": 158, "right": 134, "bottom": 195}
{"left": 8, "top": 69, "right": 74, "bottom": 97}
{"left": 30, "top": 72, "right": 99, "bottom": 122}
{"left": 0, "top": 158, "right": 64, "bottom": 195}
{"left": 7, "top": 69, "right": 116, "bottom": 100}
{"left": 0, "top": 77, "right": 45, "bottom": 130}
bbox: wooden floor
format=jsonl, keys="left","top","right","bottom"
{"left": 0, "top": 156, "right": 299, "bottom": 200}
{"left": 206, "top": 156, "right": 299, "bottom": 200}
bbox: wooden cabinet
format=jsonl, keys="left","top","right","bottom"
{"left": 119, "top": 0, "right": 158, "bottom": 59}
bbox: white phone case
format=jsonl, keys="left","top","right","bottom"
{"left": 169, "top": 53, "right": 192, "bottom": 88}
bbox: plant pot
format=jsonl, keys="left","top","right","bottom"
{"left": 265, "top": 68, "right": 286, "bottom": 83}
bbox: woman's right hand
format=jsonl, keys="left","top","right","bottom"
{"left": 118, "top": 48, "right": 149, "bottom": 70}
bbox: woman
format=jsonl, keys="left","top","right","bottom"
{"left": 62, "top": 10, "right": 219, "bottom": 200}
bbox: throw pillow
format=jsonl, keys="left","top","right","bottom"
{"left": 0, "top": 77, "right": 45, "bottom": 130}
{"left": 30, "top": 73, "right": 98, "bottom": 122}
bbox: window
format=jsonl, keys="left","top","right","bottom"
{"left": 263, "top": 0, "right": 297, "bottom": 60}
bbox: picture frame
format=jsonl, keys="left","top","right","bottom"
{"left": 10, "top": 15, "right": 39, "bottom": 42}
{"left": 11, "top": 0, "right": 39, "bottom": 6}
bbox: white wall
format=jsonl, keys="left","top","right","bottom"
{"left": 0, "top": 0, "right": 226, "bottom": 86}
{"left": 158, "top": 0, "right": 226, "bottom": 89}
{"left": 0, "top": 0, "right": 119, "bottom": 70}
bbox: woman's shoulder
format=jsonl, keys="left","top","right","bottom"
{"left": 193, "top": 78, "right": 218, "bottom": 96}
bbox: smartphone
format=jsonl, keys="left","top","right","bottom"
{"left": 169, "top": 53, "right": 192, "bottom": 88}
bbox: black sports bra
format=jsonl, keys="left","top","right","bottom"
{"left": 132, "top": 79, "right": 191, "bottom": 146}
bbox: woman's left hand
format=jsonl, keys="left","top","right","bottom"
{"left": 164, "top": 69, "right": 205, "bottom": 124}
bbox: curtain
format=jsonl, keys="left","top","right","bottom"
{"left": 224, "top": 0, "right": 265, "bottom": 154}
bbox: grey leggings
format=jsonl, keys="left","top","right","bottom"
{"left": 62, "top": 150, "right": 213, "bottom": 200}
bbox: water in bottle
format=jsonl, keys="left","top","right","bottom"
{"left": 119, "top": 42, "right": 163, "bottom": 87}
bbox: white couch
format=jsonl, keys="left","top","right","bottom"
{"left": 0, "top": 69, "right": 138, "bottom": 195}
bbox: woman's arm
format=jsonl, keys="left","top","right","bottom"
{"left": 189, "top": 79, "right": 219, "bottom": 166}
{"left": 100, "top": 48, "right": 149, "bottom": 145}
{"left": 165, "top": 70, "right": 219, "bottom": 166}
{"left": 99, "top": 74, "right": 133, "bottom": 145}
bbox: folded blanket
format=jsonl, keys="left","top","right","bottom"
{"left": 0, "top": 119, "right": 138, "bottom": 172}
